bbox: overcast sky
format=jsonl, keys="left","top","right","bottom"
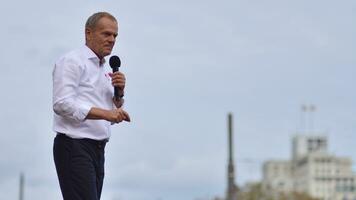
{"left": 0, "top": 0, "right": 355, "bottom": 200}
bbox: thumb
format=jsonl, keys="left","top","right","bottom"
{"left": 123, "top": 111, "right": 131, "bottom": 122}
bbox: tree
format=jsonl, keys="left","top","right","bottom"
{"left": 236, "top": 182, "right": 320, "bottom": 200}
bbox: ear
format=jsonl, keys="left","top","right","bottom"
{"left": 85, "top": 28, "right": 91, "bottom": 41}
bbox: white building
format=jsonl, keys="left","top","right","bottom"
{"left": 263, "top": 160, "right": 293, "bottom": 192}
{"left": 263, "top": 135, "right": 356, "bottom": 200}
{"left": 292, "top": 135, "right": 328, "bottom": 160}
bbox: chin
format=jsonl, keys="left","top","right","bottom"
{"left": 102, "top": 52, "right": 111, "bottom": 57}
{"left": 105, "top": 50, "right": 113, "bottom": 55}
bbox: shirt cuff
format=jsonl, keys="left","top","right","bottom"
{"left": 73, "top": 103, "right": 92, "bottom": 122}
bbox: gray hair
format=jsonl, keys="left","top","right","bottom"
{"left": 85, "top": 12, "right": 117, "bottom": 30}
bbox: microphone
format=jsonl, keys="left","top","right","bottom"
{"left": 109, "top": 55, "right": 123, "bottom": 100}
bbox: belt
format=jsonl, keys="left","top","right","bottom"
{"left": 56, "top": 133, "right": 108, "bottom": 148}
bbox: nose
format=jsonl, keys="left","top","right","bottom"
{"left": 108, "top": 35, "right": 115, "bottom": 43}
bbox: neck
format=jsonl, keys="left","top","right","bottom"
{"left": 85, "top": 43, "right": 104, "bottom": 61}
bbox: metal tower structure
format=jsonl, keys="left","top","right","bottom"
{"left": 226, "top": 113, "right": 237, "bottom": 200}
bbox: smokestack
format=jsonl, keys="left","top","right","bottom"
{"left": 226, "top": 113, "right": 237, "bottom": 200}
{"left": 19, "top": 172, "right": 24, "bottom": 200}
{"left": 228, "top": 113, "right": 234, "bottom": 165}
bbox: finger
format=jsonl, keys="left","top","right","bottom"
{"left": 115, "top": 116, "right": 123, "bottom": 123}
{"left": 112, "top": 82, "right": 125, "bottom": 89}
{"left": 115, "top": 71, "right": 124, "bottom": 76}
{"left": 111, "top": 79, "right": 125, "bottom": 85}
{"left": 111, "top": 76, "right": 125, "bottom": 83}
{"left": 121, "top": 110, "right": 128, "bottom": 120}
{"left": 114, "top": 113, "right": 121, "bottom": 123}
{"left": 113, "top": 109, "right": 124, "bottom": 123}
{"left": 122, "top": 110, "right": 131, "bottom": 122}
{"left": 111, "top": 72, "right": 125, "bottom": 78}
{"left": 116, "top": 112, "right": 123, "bottom": 122}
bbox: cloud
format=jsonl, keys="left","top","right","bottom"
{"left": 0, "top": 0, "right": 355, "bottom": 199}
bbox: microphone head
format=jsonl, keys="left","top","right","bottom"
{"left": 109, "top": 55, "right": 121, "bottom": 69}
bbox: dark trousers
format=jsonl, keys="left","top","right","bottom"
{"left": 53, "top": 133, "right": 107, "bottom": 200}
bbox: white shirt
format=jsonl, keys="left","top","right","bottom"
{"left": 52, "top": 45, "right": 114, "bottom": 140}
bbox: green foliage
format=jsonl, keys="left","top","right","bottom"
{"left": 236, "top": 183, "right": 320, "bottom": 200}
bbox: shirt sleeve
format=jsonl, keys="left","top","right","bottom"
{"left": 52, "top": 56, "right": 92, "bottom": 122}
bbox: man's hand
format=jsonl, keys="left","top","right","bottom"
{"left": 106, "top": 108, "right": 131, "bottom": 123}
{"left": 86, "top": 107, "right": 131, "bottom": 123}
{"left": 109, "top": 72, "right": 126, "bottom": 89}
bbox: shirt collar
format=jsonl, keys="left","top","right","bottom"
{"left": 82, "top": 45, "right": 106, "bottom": 66}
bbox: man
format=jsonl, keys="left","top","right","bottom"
{"left": 52, "top": 12, "right": 130, "bottom": 200}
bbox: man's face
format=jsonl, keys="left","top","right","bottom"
{"left": 86, "top": 17, "right": 118, "bottom": 59}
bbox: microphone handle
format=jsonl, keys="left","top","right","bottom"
{"left": 112, "top": 67, "right": 123, "bottom": 100}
